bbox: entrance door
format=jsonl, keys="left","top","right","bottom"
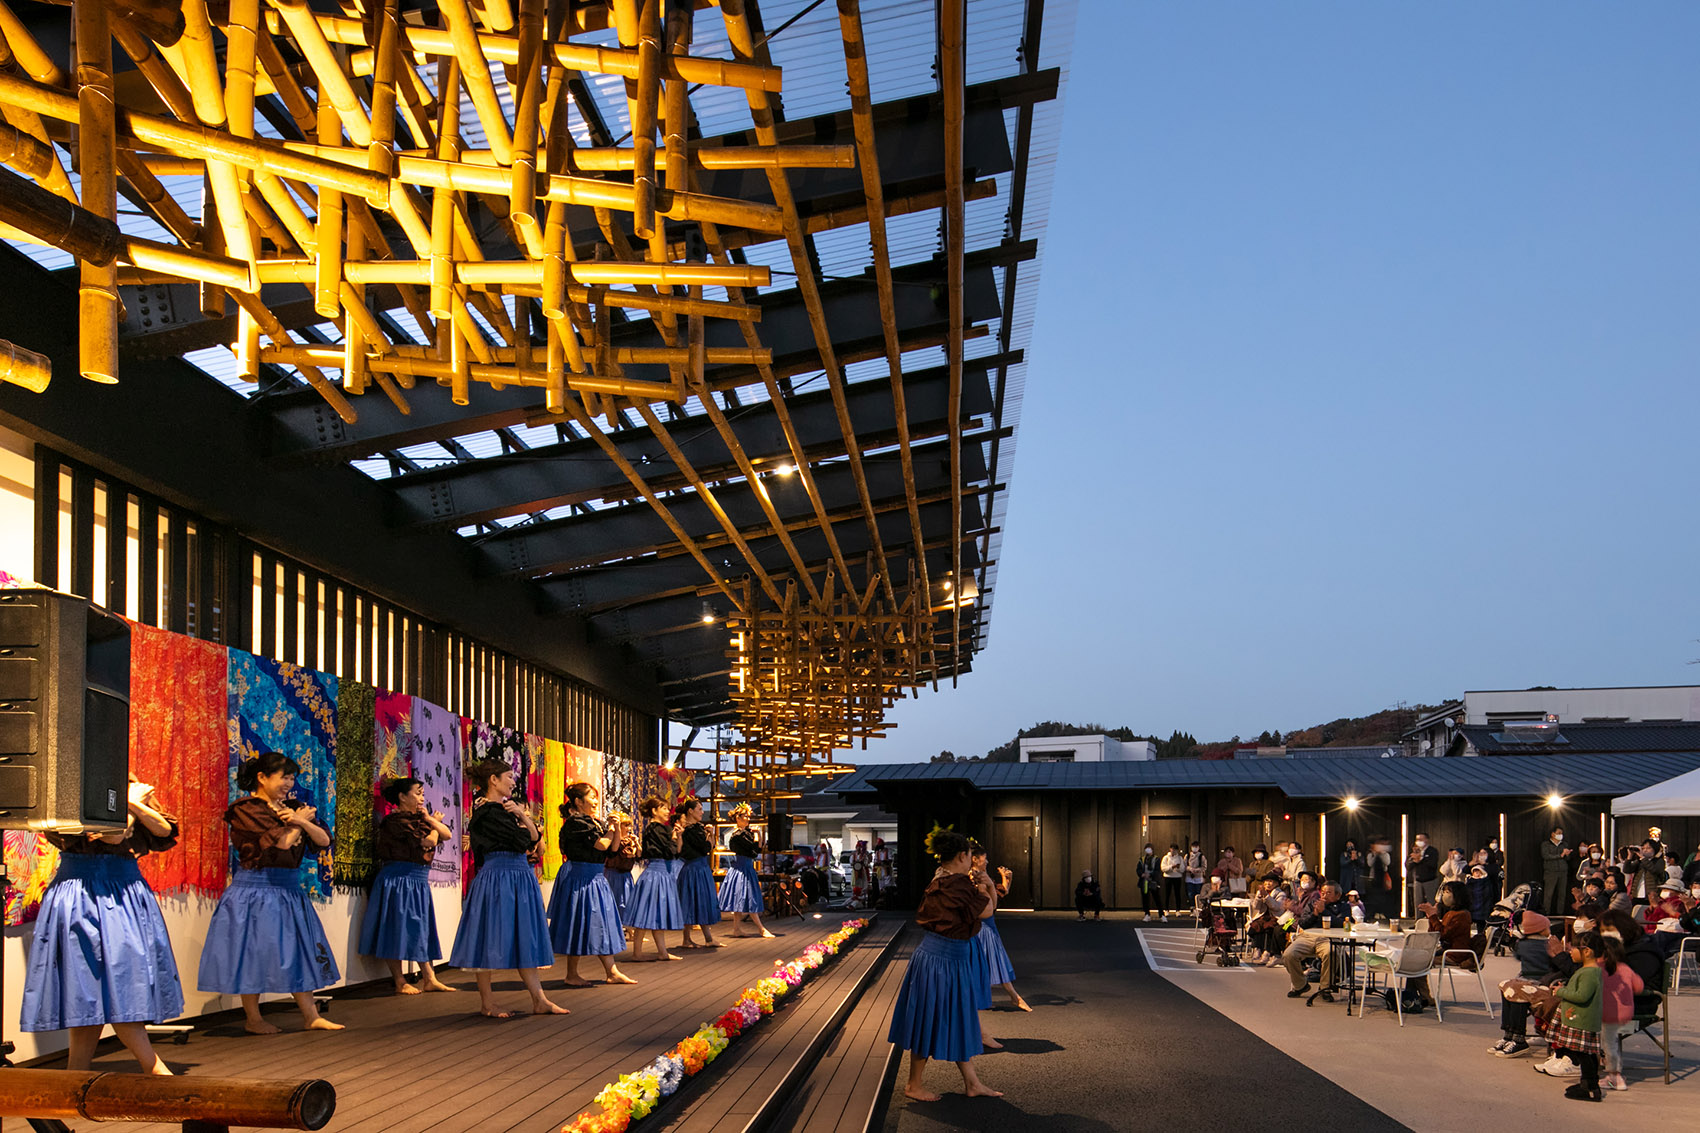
{"left": 993, "top": 817, "right": 1034, "bottom": 907}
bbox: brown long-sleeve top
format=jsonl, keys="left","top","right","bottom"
{"left": 916, "top": 871, "right": 985, "bottom": 940}
{"left": 225, "top": 797, "right": 310, "bottom": 870}
{"left": 375, "top": 811, "right": 435, "bottom": 865}
{"left": 47, "top": 815, "right": 179, "bottom": 858}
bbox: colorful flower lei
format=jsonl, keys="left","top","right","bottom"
{"left": 562, "top": 918, "right": 869, "bottom": 1133}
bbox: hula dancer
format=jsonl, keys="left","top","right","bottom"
{"left": 624, "top": 795, "right": 685, "bottom": 961}
{"left": 888, "top": 828, "right": 1002, "bottom": 1101}
{"left": 970, "top": 840, "right": 1031, "bottom": 1012}
{"left": 20, "top": 776, "right": 183, "bottom": 1073}
{"left": 450, "top": 760, "right": 567, "bottom": 1017}
{"left": 358, "top": 777, "right": 453, "bottom": 995}
{"left": 197, "top": 752, "right": 344, "bottom": 1034}
{"left": 719, "top": 803, "right": 776, "bottom": 939}
{"left": 675, "top": 798, "right": 722, "bottom": 948}
{"left": 547, "top": 781, "right": 637, "bottom": 987}
{"left": 603, "top": 810, "right": 639, "bottom": 927}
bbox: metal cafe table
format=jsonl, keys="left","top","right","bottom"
{"left": 1308, "top": 923, "right": 1401, "bottom": 1014}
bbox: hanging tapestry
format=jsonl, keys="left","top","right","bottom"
{"left": 127, "top": 620, "right": 230, "bottom": 898}
{"left": 460, "top": 718, "right": 527, "bottom": 890}
{"left": 629, "top": 760, "right": 661, "bottom": 819}
{"left": 227, "top": 650, "right": 338, "bottom": 902}
{"left": 410, "top": 698, "right": 461, "bottom": 889}
{"left": 374, "top": 690, "right": 414, "bottom": 787}
{"left": 603, "top": 751, "right": 635, "bottom": 826}
{"left": 541, "top": 739, "right": 566, "bottom": 880}
{"left": 2, "top": 831, "right": 59, "bottom": 926}
{"left": 331, "top": 679, "right": 377, "bottom": 890}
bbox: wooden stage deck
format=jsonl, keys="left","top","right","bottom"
{"left": 77, "top": 911, "right": 885, "bottom": 1133}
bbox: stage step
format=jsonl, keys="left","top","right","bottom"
{"left": 658, "top": 915, "right": 906, "bottom": 1133}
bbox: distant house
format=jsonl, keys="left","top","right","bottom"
{"left": 1403, "top": 687, "right": 1700, "bottom": 758}
{"left": 1018, "top": 734, "right": 1156, "bottom": 762}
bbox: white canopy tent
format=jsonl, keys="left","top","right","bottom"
{"left": 1613, "top": 767, "right": 1700, "bottom": 816}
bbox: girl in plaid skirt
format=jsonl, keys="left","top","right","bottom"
{"left": 1545, "top": 929, "right": 1606, "bottom": 1102}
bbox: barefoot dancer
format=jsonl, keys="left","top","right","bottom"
{"left": 546, "top": 781, "right": 636, "bottom": 987}
{"left": 624, "top": 796, "right": 685, "bottom": 961}
{"left": 720, "top": 804, "right": 776, "bottom": 938}
{"left": 197, "top": 752, "right": 344, "bottom": 1034}
{"left": 448, "top": 760, "right": 567, "bottom": 1017}
{"left": 675, "top": 798, "right": 722, "bottom": 948}
{"left": 970, "top": 842, "right": 1031, "bottom": 1012}
{"left": 358, "top": 777, "right": 453, "bottom": 995}
{"left": 888, "top": 828, "right": 1002, "bottom": 1102}
{"left": 21, "top": 776, "right": 184, "bottom": 1073}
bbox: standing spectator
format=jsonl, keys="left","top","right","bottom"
{"left": 1074, "top": 870, "right": 1104, "bottom": 920}
{"left": 1182, "top": 840, "right": 1207, "bottom": 906}
{"left": 1160, "top": 843, "right": 1187, "bottom": 916}
{"left": 1484, "top": 836, "right": 1505, "bottom": 898}
{"left": 1408, "top": 832, "right": 1440, "bottom": 912}
{"left": 1216, "top": 846, "right": 1245, "bottom": 894}
{"left": 1466, "top": 864, "right": 1495, "bottom": 926}
{"left": 1440, "top": 847, "right": 1469, "bottom": 887}
{"left": 1135, "top": 843, "right": 1165, "bottom": 921}
{"left": 1627, "top": 838, "right": 1661, "bottom": 902}
{"left": 1540, "top": 826, "right": 1572, "bottom": 915}
{"left": 1337, "top": 839, "right": 1363, "bottom": 898}
{"left": 1363, "top": 836, "right": 1397, "bottom": 921}
{"left": 1577, "top": 844, "right": 1607, "bottom": 883}
{"left": 1246, "top": 844, "right": 1278, "bottom": 891}
{"left": 1283, "top": 842, "right": 1308, "bottom": 885}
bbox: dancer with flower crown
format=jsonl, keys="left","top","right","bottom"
{"left": 547, "top": 780, "right": 637, "bottom": 987}
{"left": 719, "top": 803, "right": 777, "bottom": 938}
{"left": 887, "top": 827, "right": 1002, "bottom": 1101}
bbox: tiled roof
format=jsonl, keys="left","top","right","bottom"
{"left": 829, "top": 750, "right": 1700, "bottom": 801}
{"left": 1462, "top": 722, "right": 1700, "bottom": 755}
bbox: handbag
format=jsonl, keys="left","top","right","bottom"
{"left": 1228, "top": 876, "right": 1248, "bottom": 894}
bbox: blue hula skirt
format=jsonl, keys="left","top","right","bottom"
{"left": 198, "top": 868, "right": 341, "bottom": 995}
{"left": 449, "top": 852, "right": 553, "bottom": 970}
{"left": 677, "top": 856, "right": 722, "bottom": 926}
{"left": 966, "top": 924, "right": 993, "bottom": 1008}
{"left": 624, "top": 859, "right": 686, "bottom": 931}
{"left": 546, "top": 860, "right": 626, "bottom": 956}
{"left": 718, "top": 856, "right": 764, "bottom": 914}
{"left": 20, "top": 855, "right": 184, "bottom": 1032}
{"left": 605, "top": 867, "right": 634, "bottom": 920}
{"left": 357, "top": 861, "right": 442, "bottom": 963}
{"left": 888, "top": 932, "right": 981, "bottom": 1062}
{"left": 980, "top": 915, "right": 1015, "bottom": 986}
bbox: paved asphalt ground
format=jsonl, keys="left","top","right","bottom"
{"left": 881, "top": 913, "right": 1412, "bottom": 1133}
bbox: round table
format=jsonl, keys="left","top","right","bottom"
{"left": 1310, "top": 925, "right": 1400, "bottom": 1013}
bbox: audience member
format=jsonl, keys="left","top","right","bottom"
{"left": 1409, "top": 832, "right": 1440, "bottom": 911}
{"left": 1183, "top": 840, "right": 1207, "bottom": 904}
{"left": 1493, "top": 910, "right": 1559, "bottom": 1058}
{"left": 1363, "top": 836, "right": 1397, "bottom": 921}
{"left": 1645, "top": 880, "right": 1689, "bottom": 957}
{"left": 1216, "top": 846, "right": 1245, "bottom": 894}
{"left": 1540, "top": 826, "right": 1572, "bottom": 915}
{"left": 1135, "top": 844, "right": 1164, "bottom": 922}
{"left": 1440, "top": 847, "right": 1468, "bottom": 887}
{"left": 1160, "top": 843, "right": 1186, "bottom": 915}
{"left": 1598, "top": 934, "right": 1643, "bottom": 1092}
{"left": 1074, "top": 869, "right": 1104, "bottom": 921}
{"left": 1246, "top": 877, "right": 1288, "bottom": 966}
{"left": 1283, "top": 842, "right": 1308, "bottom": 885}
{"left": 1246, "top": 844, "right": 1278, "bottom": 891}
{"left": 1337, "top": 840, "right": 1362, "bottom": 897}
{"left": 1282, "top": 881, "right": 1350, "bottom": 1001}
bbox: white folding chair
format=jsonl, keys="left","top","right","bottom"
{"left": 1439, "top": 947, "right": 1496, "bottom": 1019}
{"left": 1363, "top": 931, "right": 1439, "bottom": 1026}
{"left": 1670, "top": 936, "right": 1700, "bottom": 995}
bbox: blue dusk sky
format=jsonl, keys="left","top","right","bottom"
{"left": 871, "top": 1, "right": 1700, "bottom": 763}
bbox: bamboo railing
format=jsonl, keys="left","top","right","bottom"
{"left": 0, "top": 1069, "right": 335, "bottom": 1130}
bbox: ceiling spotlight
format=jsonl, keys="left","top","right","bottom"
{"left": 700, "top": 602, "right": 716, "bottom": 624}
{"left": 775, "top": 462, "right": 795, "bottom": 476}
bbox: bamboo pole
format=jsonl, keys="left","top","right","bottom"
{"left": 570, "top": 144, "right": 855, "bottom": 171}
{"left": 0, "top": 1, "right": 66, "bottom": 86}
{"left": 75, "top": 0, "right": 119, "bottom": 384}
{"left": 272, "top": 0, "right": 374, "bottom": 149}
{"left": 942, "top": 0, "right": 965, "bottom": 683}
{"left": 230, "top": 290, "right": 357, "bottom": 423}
{"left": 630, "top": 0, "right": 662, "bottom": 239}
{"left": 314, "top": 94, "right": 343, "bottom": 319}
{"left": 252, "top": 258, "right": 767, "bottom": 288}
{"left": 438, "top": 0, "right": 514, "bottom": 165}
{"left": 508, "top": 0, "right": 543, "bottom": 230}
{"left": 0, "top": 335, "right": 49, "bottom": 393}
{"left": 0, "top": 119, "right": 55, "bottom": 182}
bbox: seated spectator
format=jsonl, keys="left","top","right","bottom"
{"left": 1217, "top": 846, "right": 1246, "bottom": 893}
{"left": 1283, "top": 842, "right": 1309, "bottom": 885}
{"left": 1580, "top": 877, "right": 1606, "bottom": 912}
{"left": 1646, "top": 880, "right": 1689, "bottom": 957}
{"left": 1344, "top": 889, "right": 1367, "bottom": 923}
{"left": 1288, "top": 870, "right": 1322, "bottom": 923}
{"left": 1602, "top": 868, "right": 1632, "bottom": 914}
{"left": 1665, "top": 850, "right": 1685, "bottom": 884}
{"left": 1283, "top": 882, "right": 1349, "bottom": 1001}
{"left": 1601, "top": 908, "right": 1664, "bottom": 996}
{"left": 1246, "top": 844, "right": 1278, "bottom": 891}
{"left": 1493, "top": 910, "right": 1561, "bottom": 1057}
{"left": 1246, "top": 878, "right": 1287, "bottom": 966}
{"left": 1074, "top": 869, "right": 1104, "bottom": 920}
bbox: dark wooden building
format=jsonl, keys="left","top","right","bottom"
{"left": 831, "top": 752, "right": 1700, "bottom": 910}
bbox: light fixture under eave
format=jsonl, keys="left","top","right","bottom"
{"left": 1547, "top": 793, "right": 1564, "bottom": 810}
{"left": 701, "top": 602, "right": 716, "bottom": 624}
{"left": 1344, "top": 796, "right": 1359, "bottom": 811}
{"left": 775, "top": 462, "right": 796, "bottom": 476}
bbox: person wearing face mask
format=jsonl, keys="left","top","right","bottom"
{"left": 1577, "top": 844, "right": 1607, "bottom": 884}
{"left": 1540, "top": 827, "right": 1572, "bottom": 915}
{"left": 1216, "top": 846, "right": 1245, "bottom": 895}
{"left": 1601, "top": 868, "right": 1632, "bottom": 914}
{"left": 1134, "top": 844, "right": 1164, "bottom": 921}
{"left": 1160, "top": 843, "right": 1187, "bottom": 915}
{"left": 1408, "top": 833, "right": 1439, "bottom": 912}
{"left": 1282, "top": 842, "right": 1308, "bottom": 886}
{"left": 1281, "top": 881, "right": 1349, "bottom": 1000}
{"left": 1182, "top": 840, "right": 1207, "bottom": 905}
{"left": 1439, "top": 847, "right": 1468, "bottom": 887}
{"left": 1075, "top": 869, "right": 1104, "bottom": 920}
{"left": 1484, "top": 837, "right": 1505, "bottom": 898}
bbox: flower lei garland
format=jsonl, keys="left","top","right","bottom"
{"left": 563, "top": 919, "right": 868, "bottom": 1132}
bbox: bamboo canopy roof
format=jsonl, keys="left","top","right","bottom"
{"left": 0, "top": 0, "right": 1074, "bottom": 760}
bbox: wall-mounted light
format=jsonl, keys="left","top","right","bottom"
{"left": 1344, "top": 796, "right": 1359, "bottom": 811}
{"left": 1547, "top": 793, "right": 1563, "bottom": 810}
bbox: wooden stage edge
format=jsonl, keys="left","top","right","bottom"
{"left": 47, "top": 910, "right": 900, "bottom": 1133}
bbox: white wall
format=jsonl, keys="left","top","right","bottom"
{"left": 4, "top": 872, "right": 554, "bottom": 1063}
{"left": 1018, "top": 735, "right": 1157, "bottom": 762}
{"left": 1464, "top": 687, "right": 1700, "bottom": 725}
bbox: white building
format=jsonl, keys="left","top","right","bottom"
{"left": 1018, "top": 734, "right": 1156, "bottom": 762}
{"left": 1403, "top": 686, "right": 1700, "bottom": 757}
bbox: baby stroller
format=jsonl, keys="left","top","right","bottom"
{"left": 1486, "top": 883, "right": 1535, "bottom": 956}
{"left": 1195, "top": 894, "right": 1244, "bottom": 967}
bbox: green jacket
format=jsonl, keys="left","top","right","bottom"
{"left": 1558, "top": 965, "right": 1602, "bottom": 1033}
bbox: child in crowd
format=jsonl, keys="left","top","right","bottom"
{"left": 1492, "top": 910, "right": 1559, "bottom": 1058}
{"left": 1599, "top": 934, "right": 1643, "bottom": 1091}
{"left": 1537, "top": 929, "right": 1606, "bottom": 1102}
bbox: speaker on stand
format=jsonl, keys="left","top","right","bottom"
{"left": 766, "top": 812, "right": 794, "bottom": 853}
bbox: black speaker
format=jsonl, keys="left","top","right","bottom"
{"left": 767, "top": 813, "right": 793, "bottom": 853}
{"left": 0, "top": 588, "right": 130, "bottom": 832}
